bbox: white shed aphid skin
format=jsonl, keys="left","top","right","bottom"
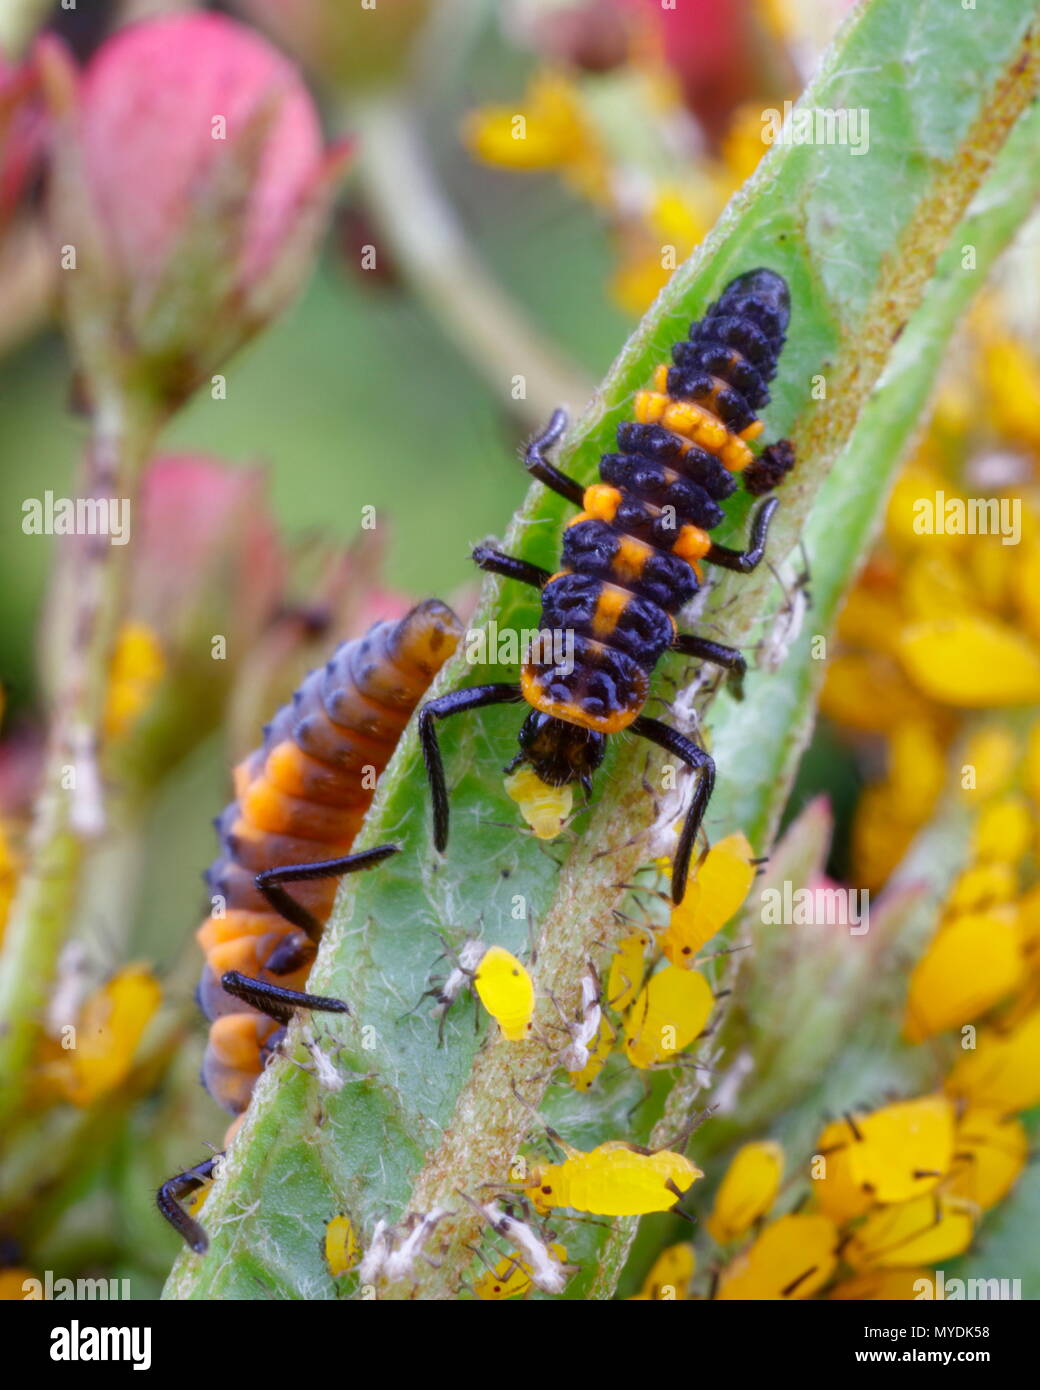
{"left": 758, "top": 548, "right": 810, "bottom": 674}
{"left": 480, "top": 1202, "right": 570, "bottom": 1294}
{"left": 359, "top": 1220, "right": 390, "bottom": 1286}
{"left": 429, "top": 938, "right": 487, "bottom": 1020}
{"left": 558, "top": 966, "right": 602, "bottom": 1072}
{"left": 360, "top": 1209, "right": 448, "bottom": 1287}
{"left": 382, "top": 1208, "right": 448, "bottom": 1282}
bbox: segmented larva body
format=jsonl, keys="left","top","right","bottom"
{"left": 522, "top": 268, "right": 793, "bottom": 736}
{"left": 196, "top": 600, "right": 462, "bottom": 1114}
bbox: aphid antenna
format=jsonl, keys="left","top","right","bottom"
{"left": 696, "top": 943, "right": 752, "bottom": 965}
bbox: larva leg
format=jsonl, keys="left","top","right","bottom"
{"left": 629, "top": 715, "right": 715, "bottom": 905}
{"left": 705, "top": 497, "right": 779, "bottom": 574}
{"left": 157, "top": 1157, "right": 218, "bottom": 1253}
{"left": 471, "top": 544, "right": 551, "bottom": 590}
{"left": 671, "top": 634, "right": 747, "bottom": 700}
{"left": 524, "top": 409, "right": 585, "bottom": 507}
{"left": 255, "top": 843, "right": 399, "bottom": 940}
{"left": 219, "top": 969, "right": 349, "bottom": 1025}
{"left": 419, "top": 684, "right": 525, "bottom": 852}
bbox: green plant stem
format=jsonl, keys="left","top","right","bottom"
{"left": 351, "top": 94, "right": 595, "bottom": 426}
{"left": 0, "top": 391, "right": 158, "bottom": 1133}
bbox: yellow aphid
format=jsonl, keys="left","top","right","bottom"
{"left": 835, "top": 587, "right": 904, "bottom": 657}
{"left": 843, "top": 1194, "right": 975, "bottom": 1270}
{"left": 813, "top": 1117, "right": 874, "bottom": 1223}
{"left": 829, "top": 1269, "right": 935, "bottom": 1300}
{"left": 606, "top": 929, "right": 652, "bottom": 1013}
{"left": 706, "top": 1141, "right": 784, "bottom": 1245}
{"left": 45, "top": 965, "right": 162, "bottom": 1107}
{"left": 568, "top": 1013, "right": 615, "bottom": 1092}
{"left": 628, "top": 1243, "right": 695, "bottom": 1300}
{"left": 473, "top": 946, "right": 535, "bottom": 1042}
{"left": 463, "top": 71, "right": 587, "bottom": 173}
{"left": 103, "top": 621, "right": 165, "bottom": 739}
{"left": 821, "top": 653, "right": 930, "bottom": 735}
{"left": 850, "top": 782, "right": 918, "bottom": 892}
{"left": 474, "top": 1243, "right": 568, "bottom": 1301}
{"left": 715, "top": 1215, "right": 838, "bottom": 1300}
{"left": 1019, "top": 884, "right": 1040, "bottom": 957}
{"left": 960, "top": 726, "right": 1018, "bottom": 801}
{"left": 898, "top": 616, "right": 1040, "bottom": 706}
{"left": 623, "top": 965, "right": 713, "bottom": 1070}
{"left": 945, "top": 1007, "right": 1040, "bottom": 1112}
{"left": 325, "top": 1215, "right": 361, "bottom": 1277}
{"left": 1024, "top": 720, "right": 1040, "bottom": 806}
{"left": 945, "top": 862, "right": 1018, "bottom": 915}
{"left": 980, "top": 329, "right": 1040, "bottom": 451}
{"left": 886, "top": 720, "right": 945, "bottom": 824}
{"left": 903, "top": 910, "right": 1024, "bottom": 1043}
{"left": 183, "top": 1181, "right": 211, "bottom": 1219}
{"left": 844, "top": 1097, "right": 955, "bottom": 1203}
{"left": 661, "top": 832, "right": 756, "bottom": 967}
{"left": 902, "top": 551, "right": 976, "bottom": 623}
{"left": 503, "top": 766, "right": 573, "bottom": 840}
{"left": 972, "top": 795, "right": 1032, "bottom": 864}
{"left": 945, "top": 1107, "right": 1028, "bottom": 1211}
{"left": 526, "top": 1140, "right": 702, "bottom": 1216}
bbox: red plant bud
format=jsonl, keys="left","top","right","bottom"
{"left": 625, "top": 0, "right": 766, "bottom": 142}
{"left": 0, "top": 53, "right": 44, "bottom": 235}
{"left": 38, "top": 14, "right": 350, "bottom": 413}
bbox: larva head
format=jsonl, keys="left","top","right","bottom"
{"left": 512, "top": 710, "right": 606, "bottom": 792}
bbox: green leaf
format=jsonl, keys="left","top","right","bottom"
{"left": 165, "top": 2, "right": 1040, "bottom": 1300}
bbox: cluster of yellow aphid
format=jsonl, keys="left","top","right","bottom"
{"left": 822, "top": 296, "right": 1040, "bottom": 892}
{"left": 674, "top": 758, "right": 1039, "bottom": 1301}
{"left": 35, "top": 965, "right": 162, "bottom": 1109}
{"left": 591, "top": 832, "right": 757, "bottom": 1083}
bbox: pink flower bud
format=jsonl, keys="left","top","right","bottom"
{"left": 38, "top": 14, "right": 350, "bottom": 413}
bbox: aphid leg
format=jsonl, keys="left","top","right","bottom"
{"left": 157, "top": 1156, "right": 218, "bottom": 1254}
{"left": 523, "top": 408, "right": 585, "bottom": 506}
{"left": 418, "top": 684, "right": 525, "bottom": 851}
{"left": 220, "top": 969, "right": 350, "bottom": 1025}
{"left": 665, "top": 1177, "right": 697, "bottom": 1222}
{"left": 705, "top": 496, "right": 779, "bottom": 574}
{"left": 672, "top": 634, "right": 747, "bottom": 701}
{"left": 509, "top": 1081, "right": 575, "bottom": 1159}
{"left": 471, "top": 545, "right": 552, "bottom": 590}
{"left": 255, "top": 843, "right": 400, "bottom": 940}
{"left": 629, "top": 715, "right": 715, "bottom": 905}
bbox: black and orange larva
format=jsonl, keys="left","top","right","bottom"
{"left": 419, "top": 269, "right": 795, "bottom": 905}
{"left": 158, "top": 600, "right": 462, "bottom": 1252}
